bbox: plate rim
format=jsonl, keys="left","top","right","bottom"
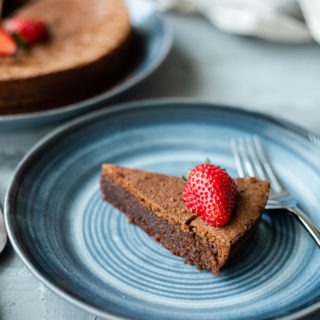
{"left": 4, "top": 99, "right": 320, "bottom": 320}
{"left": 0, "top": 2, "right": 172, "bottom": 129}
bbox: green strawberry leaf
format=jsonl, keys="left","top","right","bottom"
{"left": 182, "top": 170, "right": 190, "bottom": 183}
{"left": 11, "top": 32, "right": 26, "bottom": 48}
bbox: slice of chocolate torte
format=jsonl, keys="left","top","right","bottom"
{"left": 100, "top": 164, "right": 270, "bottom": 275}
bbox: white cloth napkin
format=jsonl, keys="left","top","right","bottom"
{"left": 156, "top": 0, "right": 320, "bottom": 44}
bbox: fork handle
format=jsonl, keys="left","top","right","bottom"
{"left": 286, "top": 207, "right": 320, "bottom": 247}
{"left": 274, "top": 207, "right": 320, "bottom": 247}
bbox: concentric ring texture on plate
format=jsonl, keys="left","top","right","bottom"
{"left": 5, "top": 101, "right": 320, "bottom": 320}
{"left": 0, "top": 0, "right": 171, "bottom": 128}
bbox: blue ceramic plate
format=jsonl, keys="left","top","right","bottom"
{"left": 0, "top": 0, "right": 171, "bottom": 129}
{"left": 5, "top": 100, "right": 320, "bottom": 319}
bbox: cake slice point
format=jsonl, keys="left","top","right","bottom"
{"left": 100, "top": 164, "right": 270, "bottom": 275}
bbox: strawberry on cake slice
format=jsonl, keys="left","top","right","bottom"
{"left": 182, "top": 162, "right": 237, "bottom": 227}
{"left": 100, "top": 162, "right": 270, "bottom": 275}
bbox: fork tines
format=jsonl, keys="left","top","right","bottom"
{"left": 231, "top": 135, "right": 284, "bottom": 195}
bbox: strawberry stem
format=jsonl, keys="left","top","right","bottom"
{"left": 182, "top": 171, "right": 190, "bottom": 183}
{"left": 11, "top": 32, "right": 26, "bottom": 47}
{"left": 182, "top": 158, "right": 211, "bottom": 183}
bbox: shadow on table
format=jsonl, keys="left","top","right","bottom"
{"left": 116, "top": 42, "right": 202, "bottom": 101}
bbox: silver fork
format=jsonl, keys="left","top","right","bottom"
{"left": 231, "top": 135, "right": 320, "bottom": 247}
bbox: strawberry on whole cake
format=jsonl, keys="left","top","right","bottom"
{"left": 100, "top": 162, "right": 270, "bottom": 276}
{"left": 0, "top": 0, "right": 132, "bottom": 115}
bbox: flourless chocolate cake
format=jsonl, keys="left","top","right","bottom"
{"left": 0, "top": 0, "right": 132, "bottom": 114}
{"left": 100, "top": 164, "right": 270, "bottom": 275}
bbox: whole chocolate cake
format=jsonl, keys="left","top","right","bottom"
{"left": 0, "top": 0, "right": 132, "bottom": 114}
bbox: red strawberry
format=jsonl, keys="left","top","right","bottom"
{"left": 182, "top": 163, "right": 237, "bottom": 227}
{"left": 0, "top": 28, "right": 17, "bottom": 56}
{"left": 4, "top": 17, "right": 47, "bottom": 45}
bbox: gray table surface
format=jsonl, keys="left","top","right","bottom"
{"left": 1, "top": 12, "right": 320, "bottom": 320}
